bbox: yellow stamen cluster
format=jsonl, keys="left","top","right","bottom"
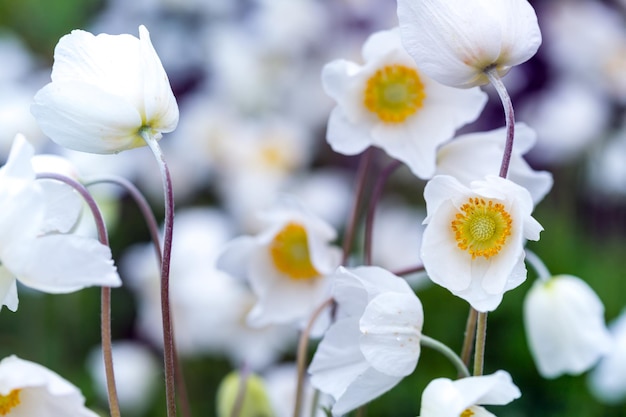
{"left": 451, "top": 197, "right": 513, "bottom": 259}
{"left": 364, "top": 64, "right": 426, "bottom": 123}
{"left": 0, "top": 389, "right": 21, "bottom": 415}
{"left": 269, "top": 222, "right": 320, "bottom": 280}
{"left": 460, "top": 408, "right": 475, "bottom": 417}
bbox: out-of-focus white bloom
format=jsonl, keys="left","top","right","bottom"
{"left": 309, "top": 266, "right": 424, "bottom": 416}
{"left": 524, "top": 275, "right": 612, "bottom": 378}
{"left": 397, "top": 0, "right": 541, "bottom": 88}
{"left": 421, "top": 175, "right": 542, "bottom": 312}
{"left": 419, "top": 370, "right": 521, "bottom": 417}
{"left": 0, "top": 355, "right": 99, "bottom": 417}
{"left": 0, "top": 135, "right": 121, "bottom": 312}
{"left": 87, "top": 341, "right": 160, "bottom": 415}
{"left": 0, "top": 84, "right": 45, "bottom": 157}
{"left": 32, "top": 25, "right": 178, "bottom": 154}
{"left": 217, "top": 199, "right": 341, "bottom": 328}
{"left": 123, "top": 208, "right": 297, "bottom": 369}
{"left": 519, "top": 79, "right": 610, "bottom": 165}
{"left": 587, "top": 125, "right": 626, "bottom": 199}
{"left": 542, "top": 0, "right": 626, "bottom": 103}
{"left": 435, "top": 123, "right": 553, "bottom": 204}
{"left": 372, "top": 200, "right": 425, "bottom": 273}
{"left": 322, "top": 28, "right": 487, "bottom": 179}
{"left": 263, "top": 364, "right": 330, "bottom": 417}
{"left": 589, "top": 309, "right": 626, "bottom": 404}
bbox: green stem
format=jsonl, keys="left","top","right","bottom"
{"left": 524, "top": 249, "right": 551, "bottom": 282}
{"left": 473, "top": 312, "right": 488, "bottom": 376}
{"left": 421, "top": 334, "right": 470, "bottom": 378}
{"left": 460, "top": 307, "right": 478, "bottom": 372}
{"left": 141, "top": 131, "right": 177, "bottom": 417}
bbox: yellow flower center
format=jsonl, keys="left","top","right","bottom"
{"left": 460, "top": 409, "right": 474, "bottom": 417}
{"left": 451, "top": 197, "right": 513, "bottom": 259}
{"left": 364, "top": 64, "right": 426, "bottom": 123}
{"left": 0, "top": 390, "right": 21, "bottom": 415}
{"left": 269, "top": 222, "right": 319, "bottom": 280}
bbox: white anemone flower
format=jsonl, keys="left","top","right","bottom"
{"left": 421, "top": 175, "right": 542, "bottom": 312}
{"left": 397, "top": 0, "right": 542, "bottom": 88}
{"left": 588, "top": 309, "right": 626, "bottom": 404}
{"left": 309, "top": 266, "right": 424, "bottom": 416}
{"left": 523, "top": 275, "right": 612, "bottom": 378}
{"left": 31, "top": 25, "right": 178, "bottom": 154}
{"left": 217, "top": 199, "right": 341, "bottom": 328}
{"left": 419, "top": 370, "right": 521, "bottom": 417}
{"left": 0, "top": 135, "right": 121, "bottom": 312}
{"left": 322, "top": 28, "right": 487, "bottom": 179}
{"left": 0, "top": 355, "right": 98, "bottom": 417}
{"left": 435, "top": 123, "right": 553, "bottom": 204}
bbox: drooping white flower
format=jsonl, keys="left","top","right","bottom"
{"left": 397, "top": 0, "right": 542, "bottom": 88}
{"left": 322, "top": 28, "right": 487, "bottom": 179}
{"left": 0, "top": 355, "right": 99, "bottom": 417}
{"left": 0, "top": 135, "right": 121, "bottom": 312}
{"left": 309, "top": 266, "right": 424, "bottom": 416}
{"left": 217, "top": 198, "right": 341, "bottom": 328}
{"left": 588, "top": 308, "right": 626, "bottom": 404}
{"left": 31, "top": 25, "right": 178, "bottom": 154}
{"left": 435, "top": 123, "right": 553, "bottom": 204}
{"left": 421, "top": 175, "right": 542, "bottom": 312}
{"left": 419, "top": 370, "right": 521, "bottom": 417}
{"left": 523, "top": 275, "right": 612, "bottom": 378}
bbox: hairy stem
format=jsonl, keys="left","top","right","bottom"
{"left": 460, "top": 307, "right": 478, "bottom": 372}
{"left": 293, "top": 297, "right": 333, "bottom": 417}
{"left": 37, "top": 173, "right": 121, "bottom": 417}
{"left": 142, "top": 131, "right": 177, "bottom": 417}
{"left": 485, "top": 67, "right": 515, "bottom": 179}
{"left": 473, "top": 312, "right": 488, "bottom": 376}
{"left": 364, "top": 160, "right": 402, "bottom": 266}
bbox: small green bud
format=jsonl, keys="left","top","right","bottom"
{"left": 216, "top": 371, "right": 274, "bottom": 417}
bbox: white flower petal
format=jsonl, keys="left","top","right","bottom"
{"left": 524, "top": 275, "right": 612, "bottom": 378}
{"left": 5, "top": 235, "right": 121, "bottom": 293}
{"left": 325, "top": 108, "right": 372, "bottom": 156}
{"left": 359, "top": 292, "right": 423, "bottom": 377}
{"left": 0, "top": 266, "right": 18, "bottom": 312}
{"left": 0, "top": 355, "right": 99, "bottom": 417}
{"left": 139, "top": 26, "right": 179, "bottom": 133}
{"left": 32, "top": 81, "right": 143, "bottom": 154}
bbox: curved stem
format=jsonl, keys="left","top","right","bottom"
{"left": 293, "top": 297, "right": 334, "bottom": 417}
{"left": 391, "top": 264, "right": 425, "bottom": 277}
{"left": 342, "top": 149, "right": 374, "bottom": 265}
{"left": 363, "top": 160, "right": 402, "bottom": 266}
{"left": 421, "top": 334, "right": 470, "bottom": 378}
{"left": 485, "top": 67, "right": 515, "bottom": 179}
{"left": 460, "top": 307, "right": 478, "bottom": 372}
{"left": 85, "top": 175, "right": 192, "bottom": 417}
{"left": 84, "top": 175, "right": 162, "bottom": 264}
{"left": 524, "top": 249, "right": 551, "bottom": 282}
{"left": 231, "top": 364, "right": 250, "bottom": 417}
{"left": 36, "top": 173, "right": 121, "bottom": 417}
{"left": 141, "top": 131, "right": 177, "bottom": 417}
{"left": 473, "top": 312, "right": 488, "bottom": 376}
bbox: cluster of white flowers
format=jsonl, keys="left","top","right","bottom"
{"left": 0, "top": 0, "right": 624, "bottom": 415}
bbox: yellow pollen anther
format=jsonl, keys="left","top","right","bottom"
{"left": 363, "top": 64, "right": 426, "bottom": 123}
{"left": 269, "top": 222, "right": 319, "bottom": 280}
{"left": 460, "top": 409, "right": 475, "bottom": 417}
{"left": 0, "top": 389, "right": 21, "bottom": 415}
{"left": 451, "top": 197, "right": 513, "bottom": 259}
